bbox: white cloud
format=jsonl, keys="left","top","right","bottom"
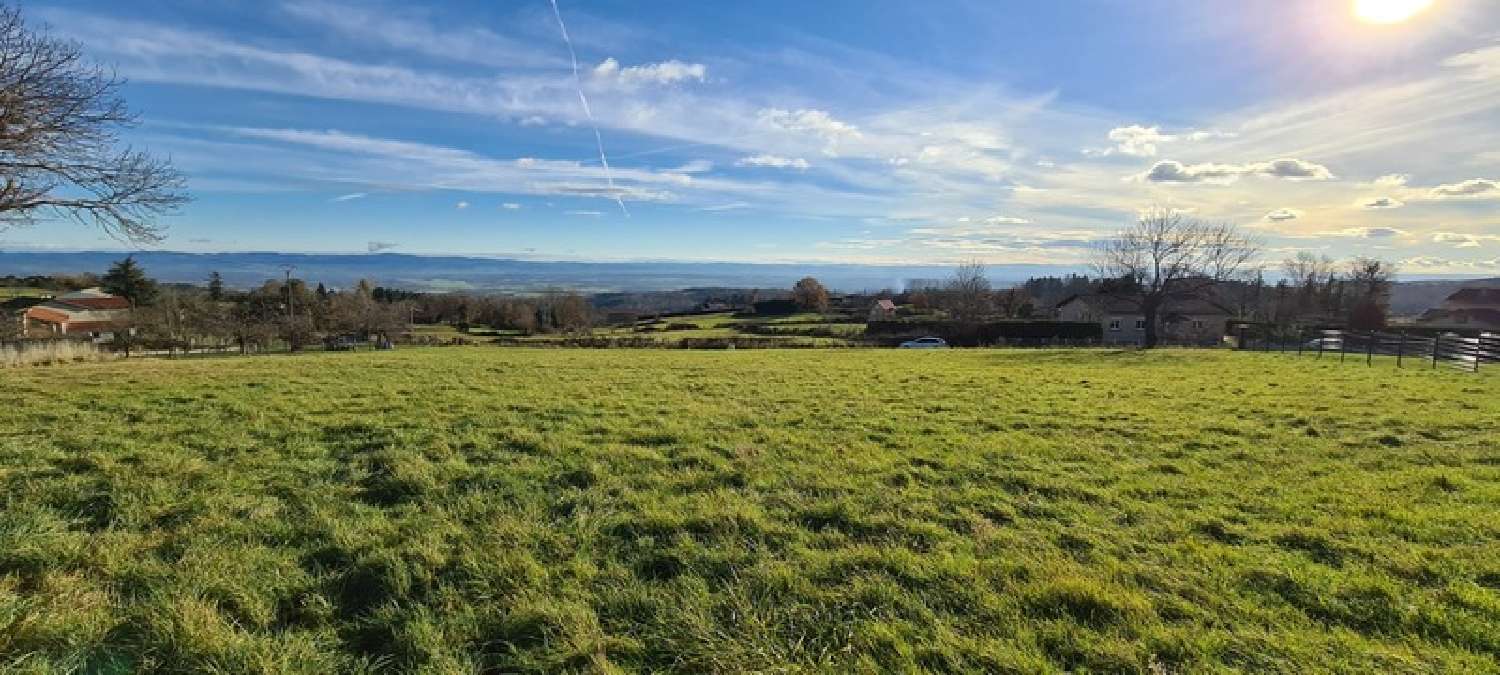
{"left": 565, "top": 210, "right": 604, "bottom": 216}
{"left": 1140, "top": 158, "right": 1333, "bottom": 184}
{"left": 673, "top": 160, "right": 714, "bottom": 174}
{"left": 331, "top": 192, "right": 366, "bottom": 202}
{"left": 1335, "top": 227, "right": 1406, "bottom": 239}
{"left": 1088, "top": 124, "right": 1235, "bottom": 157}
{"left": 758, "top": 108, "right": 862, "bottom": 156}
{"left": 518, "top": 116, "right": 547, "bottom": 127}
{"left": 501, "top": 202, "right": 521, "bottom": 210}
{"left": 1106, "top": 125, "right": 1172, "bottom": 157}
{"left": 592, "top": 57, "right": 707, "bottom": 87}
{"left": 1367, "top": 174, "right": 1410, "bottom": 189}
{"left": 1429, "top": 178, "right": 1500, "bottom": 199}
{"left": 974, "top": 215, "right": 1029, "bottom": 224}
{"left": 698, "top": 201, "right": 751, "bottom": 212}
{"left": 1361, "top": 197, "right": 1404, "bottom": 209}
{"left": 1264, "top": 208, "right": 1300, "bottom": 222}
{"left": 736, "top": 154, "right": 810, "bottom": 170}
{"left": 367, "top": 240, "right": 398, "bottom": 252}
{"left": 279, "top": 0, "right": 562, "bottom": 69}
{"left": 455, "top": 201, "right": 469, "bottom": 209}
{"left": 1432, "top": 232, "right": 1500, "bottom": 248}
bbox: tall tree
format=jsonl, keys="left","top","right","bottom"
{"left": 206, "top": 271, "right": 224, "bottom": 301}
{"left": 0, "top": 6, "right": 186, "bottom": 241}
{"left": 101, "top": 255, "right": 157, "bottom": 307}
{"left": 1346, "top": 257, "right": 1397, "bottom": 330}
{"left": 941, "top": 260, "right": 992, "bottom": 323}
{"left": 791, "top": 276, "right": 830, "bottom": 312}
{"left": 1093, "top": 208, "right": 1259, "bottom": 348}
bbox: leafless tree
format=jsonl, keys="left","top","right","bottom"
{"left": 1346, "top": 257, "right": 1397, "bottom": 307}
{"left": 0, "top": 5, "right": 186, "bottom": 242}
{"left": 1345, "top": 257, "right": 1398, "bottom": 330}
{"left": 326, "top": 279, "right": 408, "bottom": 340}
{"left": 540, "top": 290, "right": 592, "bottom": 334}
{"left": 1094, "top": 208, "right": 1259, "bottom": 348}
{"left": 942, "top": 260, "right": 992, "bottom": 323}
{"left": 993, "top": 287, "right": 1034, "bottom": 319}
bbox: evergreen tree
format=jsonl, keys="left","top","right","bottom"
{"left": 101, "top": 256, "right": 158, "bottom": 307}
{"left": 207, "top": 271, "right": 224, "bottom": 301}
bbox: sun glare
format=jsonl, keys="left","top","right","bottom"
{"left": 1354, "top": 0, "right": 1434, "bottom": 24}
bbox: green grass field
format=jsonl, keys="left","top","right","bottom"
{"left": 2, "top": 349, "right": 1498, "bottom": 673}
{"left": 0, "top": 287, "right": 51, "bottom": 299}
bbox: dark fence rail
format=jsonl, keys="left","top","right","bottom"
{"left": 1236, "top": 328, "right": 1499, "bottom": 372}
{"left": 864, "top": 320, "right": 1103, "bottom": 347}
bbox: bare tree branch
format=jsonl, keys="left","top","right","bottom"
{"left": 0, "top": 5, "right": 186, "bottom": 242}
{"left": 1093, "top": 207, "right": 1260, "bottom": 348}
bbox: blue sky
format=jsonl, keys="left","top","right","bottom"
{"left": 8, "top": 0, "right": 1500, "bottom": 273}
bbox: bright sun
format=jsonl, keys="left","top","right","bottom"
{"left": 1354, "top": 0, "right": 1434, "bottom": 24}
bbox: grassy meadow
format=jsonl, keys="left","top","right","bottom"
{"left": 1, "top": 348, "right": 1498, "bottom": 673}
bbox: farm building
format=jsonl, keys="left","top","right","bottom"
{"left": 1055, "top": 294, "right": 1232, "bottom": 345}
{"left": 868, "top": 298, "right": 897, "bottom": 321}
{"left": 1417, "top": 288, "right": 1500, "bottom": 330}
{"left": 21, "top": 288, "right": 132, "bottom": 341}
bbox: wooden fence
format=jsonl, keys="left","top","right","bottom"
{"left": 1237, "top": 328, "right": 1499, "bottom": 372}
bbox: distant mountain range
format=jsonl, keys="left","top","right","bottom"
{"left": 0, "top": 250, "right": 1076, "bottom": 293}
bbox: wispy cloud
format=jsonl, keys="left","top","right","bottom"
{"left": 367, "top": 240, "right": 399, "bottom": 252}
{"left": 736, "top": 154, "right": 809, "bottom": 170}
{"left": 331, "top": 192, "right": 366, "bottom": 202}
{"left": 592, "top": 58, "right": 707, "bottom": 88}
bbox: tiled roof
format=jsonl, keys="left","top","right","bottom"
{"left": 24, "top": 303, "right": 130, "bottom": 324}
{"left": 1420, "top": 307, "right": 1500, "bottom": 327}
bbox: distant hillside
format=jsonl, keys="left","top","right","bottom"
{"left": 1390, "top": 277, "right": 1500, "bottom": 315}
{"left": 0, "top": 250, "right": 1075, "bottom": 294}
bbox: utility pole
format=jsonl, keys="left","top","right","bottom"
{"left": 281, "top": 264, "right": 296, "bottom": 321}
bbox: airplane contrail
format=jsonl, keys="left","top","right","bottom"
{"left": 548, "top": 0, "right": 630, "bottom": 217}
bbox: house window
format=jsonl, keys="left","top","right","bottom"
{"left": 1134, "top": 319, "right": 1146, "bottom": 330}
{"left": 1108, "top": 319, "right": 1121, "bottom": 331}
{"left": 1192, "top": 320, "right": 1204, "bottom": 329}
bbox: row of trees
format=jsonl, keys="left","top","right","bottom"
{"left": 405, "top": 291, "right": 592, "bottom": 334}
{"left": 122, "top": 276, "right": 412, "bottom": 355}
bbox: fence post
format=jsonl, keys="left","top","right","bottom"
{"left": 1473, "top": 337, "right": 1481, "bottom": 373}
{"left": 1340, "top": 331, "right": 1348, "bottom": 363}
{"left": 1366, "top": 332, "right": 1374, "bottom": 366}
{"left": 1396, "top": 332, "right": 1405, "bottom": 368}
{"left": 1298, "top": 328, "right": 1305, "bottom": 356}
{"left": 1432, "top": 333, "right": 1441, "bottom": 369}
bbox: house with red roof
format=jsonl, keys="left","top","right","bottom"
{"left": 22, "top": 288, "right": 133, "bottom": 341}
